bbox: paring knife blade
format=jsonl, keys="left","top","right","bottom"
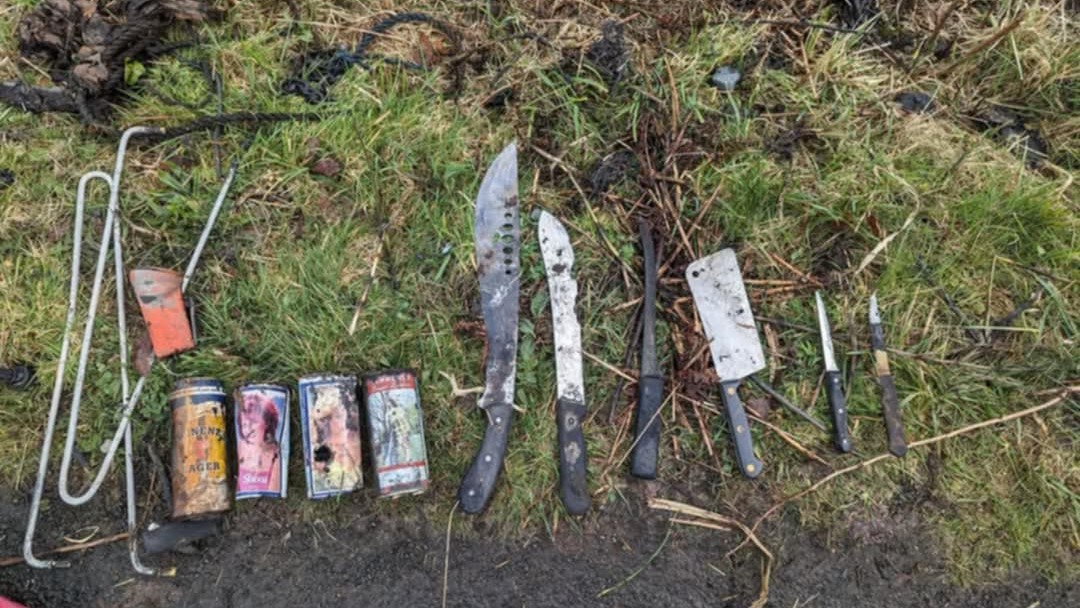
{"left": 458, "top": 141, "right": 520, "bottom": 514}
{"left": 538, "top": 211, "right": 589, "bottom": 514}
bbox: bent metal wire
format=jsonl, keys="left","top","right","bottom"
{"left": 22, "top": 126, "right": 237, "bottom": 576}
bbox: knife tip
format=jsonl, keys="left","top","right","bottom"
{"left": 869, "top": 293, "right": 881, "bottom": 324}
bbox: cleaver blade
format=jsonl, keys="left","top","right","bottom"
{"left": 686, "top": 249, "right": 766, "bottom": 381}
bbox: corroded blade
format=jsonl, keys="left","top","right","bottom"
{"left": 538, "top": 211, "right": 584, "bottom": 403}
{"left": 686, "top": 249, "right": 765, "bottom": 382}
{"left": 474, "top": 142, "right": 520, "bottom": 409}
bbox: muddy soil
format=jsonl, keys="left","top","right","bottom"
{"left": 0, "top": 482, "right": 1074, "bottom": 608}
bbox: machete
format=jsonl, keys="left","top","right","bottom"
{"left": 458, "top": 142, "right": 521, "bottom": 514}
{"left": 686, "top": 249, "right": 765, "bottom": 478}
{"left": 815, "top": 292, "right": 853, "bottom": 453}
{"left": 538, "top": 210, "right": 590, "bottom": 514}
{"left": 630, "top": 220, "right": 663, "bottom": 479}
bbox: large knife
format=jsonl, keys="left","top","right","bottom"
{"left": 686, "top": 249, "right": 764, "bottom": 478}
{"left": 538, "top": 211, "right": 590, "bottom": 515}
{"left": 630, "top": 220, "right": 663, "bottom": 479}
{"left": 815, "top": 291, "right": 853, "bottom": 453}
{"left": 458, "top": 142, "right": 520, "bottom": 514}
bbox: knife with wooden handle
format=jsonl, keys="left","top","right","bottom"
{"left": 871, "top": 294, "right": 907, "bottom": 457}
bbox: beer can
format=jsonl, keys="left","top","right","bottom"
{"left": 363, "top": 369, "right": 429, "bottom": 497}
{"left": 234, "top": 383, "right": 290, "bottom": 499}
{"left": 169, "top": 378, "right": 230, "bottom": 519}
{"left": 298, "top": 374, "right": 363, "bottom": 499}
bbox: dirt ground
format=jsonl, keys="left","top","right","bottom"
{"left": 0, "top": 482, "right": 1075, "bottom": 608}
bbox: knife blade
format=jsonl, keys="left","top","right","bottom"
{"left": 630, "top": 220, "right": 663, "bottom": 479}
{"left": 815, "top": 291, "right": 852, "bottom": 453}
{"left": 538, "top": 211, "right": 590, "bottom": 515}
{"left": 686, "top": 249, "right": 764, "bottom": 478}
{"left": 458, "top": 142, "right": 520, "bottom": 514}
{"left": 870, "top": 294, "right": 907, "bottom": 457}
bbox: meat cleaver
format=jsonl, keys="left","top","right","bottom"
{"left": 686, "top": 248, "right": 765, "bottom": 479}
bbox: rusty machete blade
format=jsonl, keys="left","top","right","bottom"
{"left": 459, "top": 141, "right": 520, "bottom": 513}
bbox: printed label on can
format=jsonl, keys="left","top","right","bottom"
{"left": 298, "top": 375, "right": 363, "bottom": 499}
{"left": 169, "top": 378, "right": 230, "bottom": 519}
{"left": 363, "top": 370, "right": 429, "bottom": 497}
{"left": 235, "top": 384, "right": 289, "bottom": 499}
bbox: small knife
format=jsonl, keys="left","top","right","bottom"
{"left": 538, "top": 211, "right": 590, "bottom": 514}
{"left": 815, "top": 292, "right": 853, "bottom": 453}
{"left": 870, "top": 294, "right": 907, "bottom": 457}
{"left": 458, "top": 142, "right": 521, "bottom": 514}
{"left": 630, "top": 220, "right": 663, "bottom": 479}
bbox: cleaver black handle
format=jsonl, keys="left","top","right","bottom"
{"left": 825, "top": 371, "right": 853, "bottom": 453}
{"left": 720, "top": 381, "right": 763, "bottom": 478}
{"left": 557, "top": 398, "right": 590, "bottom": 515}
{"left": 458, "top": 403, "right": 514, "bottom": 513}
{"left": 630, "top": 375, "right": 664, "bottom": 479}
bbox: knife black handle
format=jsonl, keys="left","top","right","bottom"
{"left": 719, "top": 381, "right": 763, "bottom": 479}
{"left": 825, "top": 371, "right": 853, "bottom": 453}
{"left": 458, "top": 403, "right": 514, "bottom": 514}
{"left": 878, "top": 374, "right": 908, "bottom": 457}
{"left": 630, "top": 375, "right": 664, "bottom": 479}
{"left": 556, "top": 398, "right": 590, "bottom": 515}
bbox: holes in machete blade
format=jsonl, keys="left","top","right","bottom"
{"left": 502, "top": 246, "right": 513, "bottom": 255}
{"left": 314, "top": 445, "right": 332, "bottom": 462}
{"left": 501, "top": 225, "right": 514, "bottom": 235}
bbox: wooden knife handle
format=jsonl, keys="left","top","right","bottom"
{"left": 630, "top": 375, "right": 664, "bottom": 479}
{"left": 557, "top": 398, "right": 590, "bottom": 515}
{"left": 720, "top": 381, "right": 763, "bottom": 479}
{"left": 825, "top": 371, "right": 853, "bottom": 453}
{"left": 878, "top": 374, "right": 908, "bottom": 457}
{"left": 458, "top": 403, "right": 514, "bottom": 513}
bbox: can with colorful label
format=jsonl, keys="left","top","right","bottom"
{"left": 169, "top": 378, "right": 230, "bottom": 519}
{"left": 363, "top": 369, "right": 430, "bottom": 497}
{"left": 234, "top": 383, "right": 290, "bottom": 499}
{"left": 298, "top": 374, "right": 363, "bottom": 499}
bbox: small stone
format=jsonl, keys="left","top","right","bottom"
{"left": 895, "top": 91, "right": 935, "bottom": 113}
{"left": 709, "top": 66, "right": 741, "bottom": 92}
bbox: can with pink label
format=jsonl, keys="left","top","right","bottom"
{"left": 234, "top": 383, "right": 289, "bottom": 499}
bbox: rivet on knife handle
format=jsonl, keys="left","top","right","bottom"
{"left": 720, "top": 381, "right": 763, "bottom": 478}
{"left": 557, "top": 398, "right": 590, "bottom": 514}
{"left": 458, "top": 404, "right": 514, "bottom": 513}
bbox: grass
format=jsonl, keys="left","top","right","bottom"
{"left": 1, "top": 0, "right": 1077, "bottom": 586}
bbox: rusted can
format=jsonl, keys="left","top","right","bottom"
{"left": 363, "top": 369, "right": 429, "bottom": 497}
{"left": 298, "top": 374, "right": 363, "bottom": 499}
{"left": 234, "top": 383, "right": 290, "bottom": 499}
{"left": 169, "top": 378, "right": 230, "bottom": 519}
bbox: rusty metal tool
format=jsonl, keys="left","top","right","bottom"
{"left": 870, "top": 294, "right": 907, "bottom": 457}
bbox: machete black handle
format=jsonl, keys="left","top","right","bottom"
{"left": 825, "top": 371, "right": 853, "bottom": 453}
{"left": 878, "top": 374, "right": 908, "bottom": 457}
{"left": 720, "top": 381, "right": 763, "bottom": 479}
{"left": 557, "top": 398, "right": 590, "bottom": 515}
{"left": 630, "top": 375, "right": 664, "bottom": 479}
{"left": 458, "top": 403, "right": 514, "bottom": 514}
